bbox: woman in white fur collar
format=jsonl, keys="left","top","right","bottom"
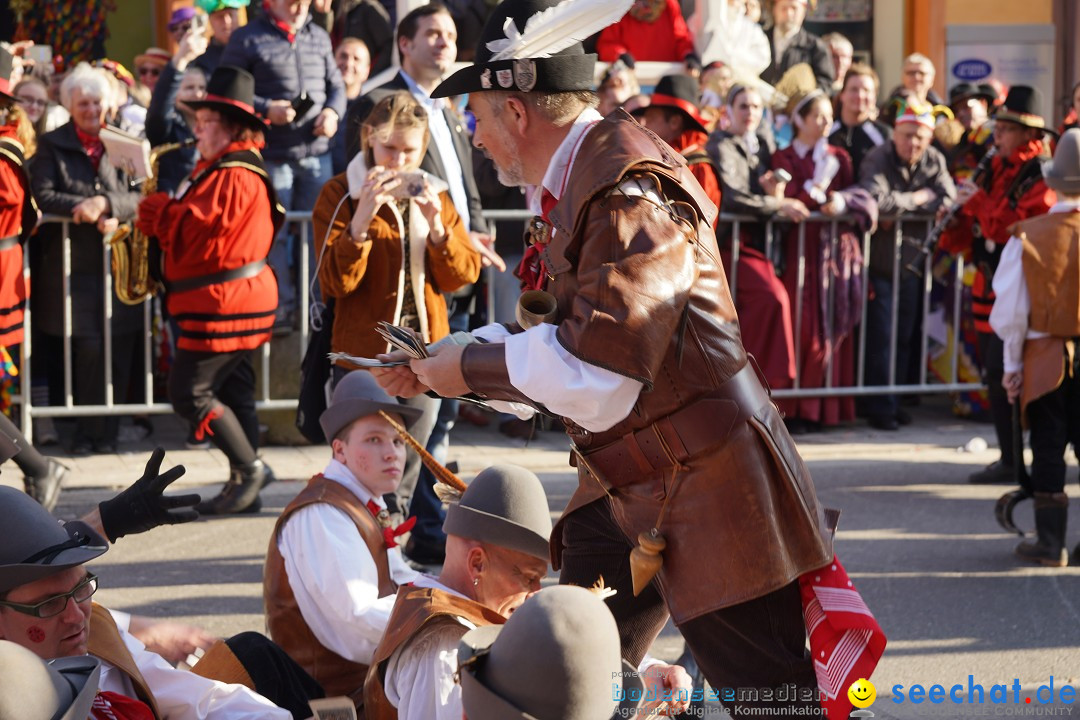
{"left": 312, "top": 90, "right": 482, "bottom": 387}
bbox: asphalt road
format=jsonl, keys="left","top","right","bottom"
{"left": 4, "top": 395, "right": 1078, "bottom": 719}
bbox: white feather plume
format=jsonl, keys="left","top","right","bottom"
{"left": 487, "top": 0, "right": 633, "bottom": 61}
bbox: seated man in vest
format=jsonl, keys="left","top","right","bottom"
{"left": 364, "top": 465, "right": 693, "bottom": 719}
{"left": 0, "top": 486, "right": 320, "bottom": 719}
{"left": 264, "top": 371, "right": 425, "bottom": 706}
{"left": 363, "top": 463, "right": 550, "bottom": 720}
{"left": 457, "top": 585, "right": 644, "bottom": 720}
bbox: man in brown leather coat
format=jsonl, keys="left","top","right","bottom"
{"left": 373, "top": 0, "right": 834, "bottom": 711}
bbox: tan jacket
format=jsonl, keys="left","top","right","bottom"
{"left": 263, "top": 475, "right": 397, "bottom": 705}
{"left": 1013, "top": 212, "right": 1080, "bottom": 413}
{"left": 312, "top": 174, "right": 482, "bottom": 366}
{"left": 460, "top": 111, "right": 833, "bottom": 622}
{"left": 363, "top": 586, "right": 505, "bottom": 720}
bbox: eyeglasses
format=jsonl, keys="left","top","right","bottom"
{"left": 0, "top": 574, "right": 98, "bottom": 618}
{"left": 16, "top": 97, "right": 48, "bottom": 109}
{"left": 138, "top": 67, "right": 162, "bottom": 78}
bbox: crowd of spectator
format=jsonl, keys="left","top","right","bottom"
{"left": 0, "top": 0, "right": 1064, "bottom": 509}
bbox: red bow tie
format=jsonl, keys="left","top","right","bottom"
{"left": 366, "top": 500, "right": 416, "bottom": 549}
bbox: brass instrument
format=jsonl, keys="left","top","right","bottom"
{"left": 109, "top": 139, "right": 196, "bottom": 305}
{"left": 515, "top": 290, "right": 558, "bottom": 329}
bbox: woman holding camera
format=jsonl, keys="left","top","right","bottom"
{"left": 312, "top": 90, "right": 480, "bottom": 384}
{"left": 137, "top": 66, "right": 281, "bottom": 515}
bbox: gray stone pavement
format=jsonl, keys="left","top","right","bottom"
{"left": 4, "top": 396, "right": 1079, "bottom": 719}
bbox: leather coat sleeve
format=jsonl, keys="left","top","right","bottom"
{"left": 554, "top": 188, "right": 699, "bottom": 388}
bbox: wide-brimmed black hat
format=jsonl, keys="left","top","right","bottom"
{"left": 432, "top": 0, "right": 631, "bottom": 99}
{"left": 949, "top": 82, "right": 997, "bottom": 107}
{"left": 0, "top": 46, "right": 17, "bottom": 103}
{"left": 994, "top": 85, "right": 1052, "bottom": 132}
{"left": 0, "top": 487, "right": 108, "bottom": 595}
{"left": 182, "top": 65, "right": 267, "bottom": 130}
{"left": 631, "top": 74, "right": 708, "bottom": 134}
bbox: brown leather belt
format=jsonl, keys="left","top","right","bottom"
{"left": 574, "top": 363, "right": 771, "bottom": 487}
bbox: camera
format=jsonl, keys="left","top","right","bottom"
{"left": 388, "top": 171, "right": 429, "bottom": 200}
{"left": 291, "top": 92, "right": 315, "bottom": 118}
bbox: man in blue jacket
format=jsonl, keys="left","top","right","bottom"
{"left": 221, "top": 0, "right": 346, "bottom": 328}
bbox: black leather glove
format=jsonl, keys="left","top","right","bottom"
{"left": 98, "top": 448, "right": 198, "bottom": 542}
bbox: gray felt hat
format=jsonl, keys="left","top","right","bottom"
{"left": 0, "top": 487, "right": 108, "bottom": 595}
{"left": 0, "top": 640, "right": 101, "bottom": 720}
{"left": 443, "top": 464, "right": 552, "bottom": 560}
{"left": 319, "top": 370, "right": 423, "bottom": 442}
{"left": 458, "top": 585, "right": 643, "bottom": 720}
{"left": 1043, "top": 128, "right": 1080, "bottom": 195}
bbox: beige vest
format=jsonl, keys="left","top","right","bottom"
{"left": 88, "top": 603, "right": 162, "bottom": 719}
{"left": 263, "top": 475, "right": 397, "bottom": 708}
{"left": 1013, "top": 212, "right": 1080, "bottom": 415}
{"left": 362, "top": 586, "right": 505, "bottom": 720}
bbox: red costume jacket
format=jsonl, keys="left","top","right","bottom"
{"left": 137, "top": 140, "right": 282, "bottom": 353}
{"left": 941, "top": 138, "right": 1055, "bottom": 333}
{"left": 0, "top": 126, "right": 35, "bottom": 347}
{"left": 596, "top": 0, "right": 696, "bottom": 63}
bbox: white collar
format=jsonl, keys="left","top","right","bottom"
{"left": 400, "top": 69, "right": 443, "bottom": 111}
{"left": 322, "top": 458, "right": 384, "bottom": 508}
{"left": 1050, "top": 201, "right": 1080, "bottom": 214}
{"left": 529, "top": 107, "right": 604, "bottom": 214}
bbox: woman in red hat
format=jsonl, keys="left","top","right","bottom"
{"left": 137, "top": 65, "right": 283, "bottom": 515}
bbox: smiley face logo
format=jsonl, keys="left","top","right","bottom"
{"left": 848, "top": 678, "right": 876, "bottom": 708}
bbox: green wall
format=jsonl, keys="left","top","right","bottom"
{"left": 105, "top": 1, "right": 157, "bottom": 69}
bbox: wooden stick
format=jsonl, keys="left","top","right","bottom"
{"left": 378, "top": 410, "right": 467, "bottom": 493}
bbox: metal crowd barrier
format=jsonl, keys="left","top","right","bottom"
{"left": 720, "top": 211, "right": 981, "bottom": 399}
{"left": 14, "top": 209, "right": 982, "bottom": 439}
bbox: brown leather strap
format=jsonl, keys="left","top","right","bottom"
{"left": 576, "top": 363, "right": 770, "bottom": 486}
{"left": 88, "top": 603, "right": 162, "bottom": 719}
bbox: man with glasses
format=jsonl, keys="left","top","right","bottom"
{"left": 0, "top": 482, "right": 322, "bottom": 718}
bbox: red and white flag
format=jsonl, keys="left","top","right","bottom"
{"left": 799, "top": 555, "right": 887, "bottom": 718}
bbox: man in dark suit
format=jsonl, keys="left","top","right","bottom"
{"left": 760, "top": 0, "right": 833, "bottom": 92}
{"left": 343, "top": 2, "right": 499, "bottom": 568}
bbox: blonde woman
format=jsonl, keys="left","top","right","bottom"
{"left": 311, "top": 90, "right": 480, "bottom": 536}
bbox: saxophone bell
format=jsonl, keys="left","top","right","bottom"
{"left": 110, "top": 138, "right": 196, "bottom": 305}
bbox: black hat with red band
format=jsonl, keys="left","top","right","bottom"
{"left": 632, "top": 74, "right": 708, "bottom": 134}
{"left": 182, "top": 65, "right": 267, "bottom": 130}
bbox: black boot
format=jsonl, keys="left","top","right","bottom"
{"left": 1015, "top": 492, "right": 1068, "bottom": 567}
{"left": 196, "top": 459, "right": 276, "bottom": 515}
{"left": 23, "top": 459, "right": 68, "bottom": 513}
